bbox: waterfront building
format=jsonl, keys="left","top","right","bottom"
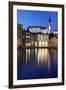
{"left": 17, "top": 17, "right": 58, "bottom": 48}
{"left": 54, "top": 29, "right": 58, "bottom": 34}
{"left": 28, "top": 26, "right": 49, "bottom": 34}
{"left": 17, "top": 24, "right": 23, "bottom": 48}
{"left": 25, "top": 31, "right": 31, "bottom": 47}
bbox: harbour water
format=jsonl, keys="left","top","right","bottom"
{"left": 17, "top": 48, "right": 58, "bottom": 80}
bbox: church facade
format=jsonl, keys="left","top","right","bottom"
{"left": 24, "top": 18, "right": 52, "bottom": 47}
{"left": 17, "top": 18, "right": 58, "bottom": 48}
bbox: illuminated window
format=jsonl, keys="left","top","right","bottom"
{"left": 26, "top": 36, "right": 30, "bottom": 38}
{"left": 35, "top": 42, "right": 37, "bottom": 46}
{"left": 26, "top": 43, "right": 30, "bottom": 47}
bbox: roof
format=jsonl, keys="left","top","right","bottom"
{"left": 27, "top": 26, "right": 47, "bottom": 30}
{"left": 17, "top": 23, "right": 23, "bottom": 28}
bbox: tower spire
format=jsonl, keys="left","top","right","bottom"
{"left": 48, "top": 17, "right": 51, "bottom": 34}
{"left": 49, "top": 17, "right": 51, "bottom": 23}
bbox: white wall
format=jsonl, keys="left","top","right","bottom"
{"left": 0, "top": 0, "right": 66, "bottom": 90}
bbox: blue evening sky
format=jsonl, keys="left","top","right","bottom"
{"left": 17, "top": 10, "right": 58, "bottom": 32}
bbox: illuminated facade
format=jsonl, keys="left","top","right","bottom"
{"left": 24, "top": 31, "right": 49, "bottom": 47}
{"left": 17, "top": 24, "right": 23, "bottom": 48}
{"left": 17, "top": 18, "right": 58, "bottom": 48}
{"left": 24, "top": 17, "right": 52, "bottom": 47}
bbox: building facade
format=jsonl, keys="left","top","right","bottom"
{"left": 17, "top": 18, "right": 58, "bottom": 48}
{"left": 17, "top": 24, "right": 23, "bottom": 48}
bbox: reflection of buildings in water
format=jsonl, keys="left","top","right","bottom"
{"left": 35, "top": 48, "right": 38, "bottom": 61}
{"left": 51, "top": 49, "right": 57, "bottom": 63}
{"left": 37, "top": 49, "right": 50, "bottom": 67}
{"left": 17, "top": 48, "right": 57, "bottom": 68}
{"left": 54, "top": 49, "right": 57, "bottom": 62}
{"left": 24, "top": 48, "right": 51, "bottom": 66}
{"left": 25, "top": 48, "right": 51, "bottom": 67}
{"left": 36, "top": 48, "right": 51, "bottom": 73}
{"left": 17, "top": 48, "right": 57, "bottom": 75}
{"left": 17, "top": 49, "right": 22, "bottom": 65}
{"left": 26, "top": 49, "right": 30, "bottom": 64}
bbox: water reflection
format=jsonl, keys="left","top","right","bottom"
{"left": 26, "top": 49, "right": 30, "bottom": 64}
{"left": 17, "top": 48, "right": 58, "bottom": 80}
{"left": 38, "top": 49, "right": 50, "bottom": 64}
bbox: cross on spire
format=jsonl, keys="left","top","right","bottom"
{"left": 49, "top": 17, "right": 51, "bottom": 23}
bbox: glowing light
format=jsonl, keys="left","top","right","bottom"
{"left": 35, "top": 48, "right": 38, "bottom": 60}
{"left": 44, "top": 41, "right": 48, "bottom": 47}
{"left": 26, "top": 49, "right": 30, "bottom": 64}
{"left": 42, "top": 41, "right": 44, "bottom": 47}
{"left": 44, "top": 49, "right": 49, "bottom": 60}
{"left": 39, "top": 41, "right": 42, "bottom": 47}
{"left": 38, "top": 49, "right": 42, "bottom": 64}
{"left": 37, "top": 49, "right": 50, "bottom": 64}
{"left": 35, "top": 42, "right": 37, "bottom": 47}
{"left": 38, "top": 41, "right": 48, "bottom": 47}
{"left": 26, "top": 43, "right": 30, "bottom": 47}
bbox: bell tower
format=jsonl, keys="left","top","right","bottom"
{"left": 48, "top": 17, "right": 51, "bottom": 34}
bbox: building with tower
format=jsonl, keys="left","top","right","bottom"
{"left": 28, "top": 17, "right": 52, "bottom": 34}
{"left": 17, "top": 17, "right": 58, "bottom": 48}
{"left": 22, "top": 17, "right": 52, "bottom": 47}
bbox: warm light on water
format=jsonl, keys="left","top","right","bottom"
{"left": 25, "top": 48, "right": 50, "bottom": 66}
{"left": 38, "top": 49, "right": 50, "bottom": 65}
{"left": 17, "top": 48, "right": 58, "bottom": 80}
{"left": 25, "top": 48, "right": 49, "bottom": 64}
{"left": 26, "top": 49, "right": 30, "bottom": 64}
